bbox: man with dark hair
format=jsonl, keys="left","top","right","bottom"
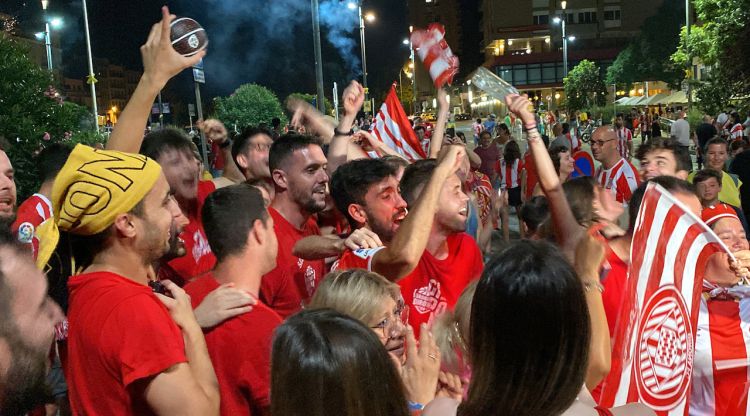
{"left": 688, "top": 137, "right": 742, "bottom": 208}
{"left": 185, "top": 184, "right": 281, "bottom": 416}
{"left": 139, "top": 128, "right": 218, "bottom": 283}
{"left": 635, "top": 136, "right": 691, "bottom": 181}
{"left": 0, "top": 230, "right": 64, "bottom": 415}
{"left": 693, "top": 169, "right": 750, "bottom": 235}
{"left": 231, "top": 126, "right": 274, "bottom": 187}
{"left": 261, "top": 133, "right": 328, "bottom": 316}
{"left": 12, "top": 143, "right": 72, "bottom": 261}
{"left": 271, "top": 117, "right": 282, "bottom": 140}
{"left": 614, "top": 113, "right": 634, "bottom": 160}
{"left": 0, "top": 147, "right": 16, "bottom": 231}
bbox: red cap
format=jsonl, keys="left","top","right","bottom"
{"left": 701, "top": 203, "right": 739, "bottom": 227}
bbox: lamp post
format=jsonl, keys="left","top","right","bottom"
{"left": 82, "top": 0, "right": 99, "bottom": 130}
{"left": 348, "top": 2, "right": 374, "bottom": 98}
{"left": 553, "top": 1, "right": 574, "bottom": 77}
{"left": 40, "top": 0, "right": 52, "bottom": 70}
{"left": 685, "top": 0, "right": 692, "bottom": 110}
{"left": 311, "top": 0, "right": 326, "bottom": 113}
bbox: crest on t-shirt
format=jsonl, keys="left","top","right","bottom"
{"left": 413, "top": 279, "right": 447, "bottom": 315}
{"left": 304, "top": 265, "right": 317, "bottom": 297}
{"left": 17, "top": 222, "right": 34, "bottom": 244}
{"left": 192, "top": 231, "right": 211, "bottom": 261}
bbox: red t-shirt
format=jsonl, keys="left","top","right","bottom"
{"left": 523, "top": 152, "right": 538, "bottom": 201}
{"left": 11, "top": 193, "right": 52, "bottom": 260}
{"left": 185, "top": 275, "right": 281, "bottom": 416}
{"left": 260, "top": 207, "right": 325, "bottom": 317}
{"left": 65, "top": 272, "right": 186, "bottom": 416}
{"left": 165, "top": 180, "right": 217, "bottom": 285}
{"left": 333, "top": 233, "right": 483, "bottom": 337}
{"left": 600, "top": 246, "right": 629, "bottom": 336}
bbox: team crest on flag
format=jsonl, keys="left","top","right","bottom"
{"left": 372, "top": 85, "right": 427, "bottom": 162}
{"left": 599, "top": 182, "right": 735, "bottom": 415}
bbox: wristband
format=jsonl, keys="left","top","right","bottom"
{"left": 583, "top": 280, "right": 604, "bottom": 293}
{"left": 334, "top": 128, "right": 354, "bottom": 136}
{"left": 408, "top": 401, "right": 425, "bottom": 411}
{"left": 524, "top": 123, "right": 538, "bottom": 130}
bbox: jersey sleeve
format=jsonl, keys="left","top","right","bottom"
{"left": 102, "top": 294, "right": 187, "bottom": 387}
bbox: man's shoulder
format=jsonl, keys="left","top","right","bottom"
{"left": 184, "top": 274, "right": 219, "bottom": 307}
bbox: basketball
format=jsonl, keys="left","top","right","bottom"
{"left": 170, "top": 17, "right": 208, "bottom": 57}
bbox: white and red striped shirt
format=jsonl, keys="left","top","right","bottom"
{"left": 730, "top": 123, "right": 745, "bottom": 141}
{"left": 616, "top": 127, "right": 633, "bottom": 159}
{"left": 566, "top": 132, "right": 582, "bottom": 153}
{"left": 498, "top": 158, "right": 523, "bottom": 189}
{"left": 690, "top": 286, "right": 750, "bottom": 416}
{"left": 596, "top": 158, "right": 640, "bottom": 204}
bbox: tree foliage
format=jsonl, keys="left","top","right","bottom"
{"left": 671, "top": 0, "right": 750, "bottom": 111}
{"left": 564, "top": 60, "right": 607, "bottom": 112}
{"left": 213, "top": 84, "right": 287, "bottom": 131}
{"left": 606, "top": 0, "right": 684, "bottom": 86}
{"left": 0, "top": 35, "right": 101, "bottom": 199}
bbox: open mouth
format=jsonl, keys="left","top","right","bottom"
{"left": 0, "top": 197, "right": 13, "bottom": 211}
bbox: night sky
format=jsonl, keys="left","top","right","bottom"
{"left": 4, "top": 0, "right": 413, "bottom": 108}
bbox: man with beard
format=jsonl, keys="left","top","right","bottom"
{"left": 330, "top": 146, "right": 483, "bottom": 335}
{"left": 0, "top": 231, "right": 64, "bottom": 416}
{"left": 260, "top": 134, "right": 329, "bottom": 316}
{"left": 0, "top": 147, "right": 17, "bottom": 232}
{"left": 54, "top": 144, "right": 219, "bottom": 415}
{"left": 614, "top": 113, "right": 634, "bottom": 160}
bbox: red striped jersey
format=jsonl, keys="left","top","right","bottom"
{"left": 596, "top": 158, "right": 640, "bottom": 204}
{"left": 498, "top": 158, "right": 524, "bottom": 189}
{"left": 11, "top": 193, "right": 53, "bottom": 261}
{"left": 567, "top": 131, "right": 582, "bottom": 153}
{"left": 690, "top": 289, "right": 750, "bottom": 415}
{"left": 730, "top": 123, "right": 744, "bottom": 141}
{"left": 616, "top": 127, "right": 633, "bottom": 159}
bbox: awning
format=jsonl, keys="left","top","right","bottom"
{"left": 641, "top": 93, "right": 669, "bottom": 106}
{"left": 615, "top": 96, "right": 631, "bottom": 104}
{"left": 655, "top": 91, "right": 690, "bottom": 105}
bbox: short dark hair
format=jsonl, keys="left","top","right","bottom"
{"left": 202, "top": 183, "right": 268, "bottom": 262}
{"left": 635, "top": 136, "right": 691, "bottom": 172}
{"left": 497, "top": 123, "right": 510, "bottom": 134}
{"left": 272, "top": 117, "right": 281, "bottom": 128}
{"left": 548, "top": 144, "right": 570, "bottom": 174}
{"left": 461, "top": 240, "right": 590, "bottom": 415}
{"left": 330, "top": 159, "right": 396, "bottom": 228}
{"left": 271, "top": 308, "right": 410, "bottom": 416}
{"left": 139, "top": 128, "right": 194, "bottom": 161}
{"left": 693, "top": 168, "right": 722, "bottom": 186}
{"left": 36, "top": 143, "right": 72, "bottom": 183}
{"left": 268, "top": 133, "right": 323, "bottom": 173}
{"left": 479, "top": 130, "right": 491, "bottom": 139}
{"left": 414, "top": 125, "right": 425, "bottom": 133}
{"left": 705, "top": 136, "right": 728, "bottom": 153}
{"left": 231, "top": 126, "right": 273, "bottom": 165}
{"left": 400, "top": 159, "right": 438, "bottom": 207}
{"left": 627, "top": 176, "right": 695, "bottom": 233}
{"left": 520, "top": 196, "right": 549, "bottom": 233}
{"left": 379, "top": 155, "right": 409, "bottom": 172}
{"left": 561, "top": 122, "right": 570, "bottom": 134}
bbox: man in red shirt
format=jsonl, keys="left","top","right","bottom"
{"left": 330, "top": 147, "right": 483, "bottom": 333}
{"left": 55, "top": 143, "right": 219, "bottom": 415}
{"left": 12, "top": 144, "right": 71, "bottom": 263}
{"left": 185, "top": 183, "right": 281, "bottom": 416}
{"left": 261, "top": 134, "right": 329, "bottom": 316}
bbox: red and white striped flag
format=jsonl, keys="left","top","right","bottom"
{"left": 372, "top": 85, "right": 427, "bottom": 162}
{"left": 599, "top": 182, "right": 735, "bottom": 415}
{"left": 410, "top": 23, "right": 459, "bottom": 88}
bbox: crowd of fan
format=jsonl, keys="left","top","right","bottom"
{"left": 2, "top": 7, "right": 750, "bottom": 416}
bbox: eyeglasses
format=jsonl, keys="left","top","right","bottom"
{"left": 371, "top": 300, "right": 410, "bottom": 339}
{"left": 591, "top": 138, "right": 616, "bottom": 147}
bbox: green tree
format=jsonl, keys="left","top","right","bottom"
{"left": 671, "top": 0, "right": 750, "bottom": 111}
{"left": 564, "top": 60, "right": 607, "bottom": 112}
{"left": 607, "top": 0, "right": 684, "bottom": 87}
{"left": 0, "top": 35, "right": 101, "bottom": 199}
{"left": 213, "top": 84, "right": 287, "bottom": 131}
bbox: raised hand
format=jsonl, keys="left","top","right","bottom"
{"left": 504, "top": 94, "right": 535, "bottom": 127}
{"left": 141, "top": 6, "right": 206, "bottom": 90}
{"left": 342, "top": 81, "right": 365, "bottom": 117}
{"left": 344, "top": 227, "right": 383, "bottom": 251}
{"left": 400, "top": 324, "right": 441, "bottom": 405}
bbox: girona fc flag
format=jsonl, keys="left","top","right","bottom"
{"left": 372, "top": 85, "right": 427, "bottom": 162}
{"left": 599, "top": 182, "right": 734, "bottom": 415}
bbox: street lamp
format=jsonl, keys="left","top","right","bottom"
{"left": 348, "top": 1, "right": 374, "bottom": 97}
{"left": 553, "top": 1, "right": 573, "bottom": 77}
{"left": 40, "top": 0, "right": 63, "bottom": 71}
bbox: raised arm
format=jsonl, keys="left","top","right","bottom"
{"left": 505, "top": 94, "right": 584, "bottom": 260}
{"left": 107, "top": 6, "right": 205, "bottom": 153}
{"left": 328, "top": 81, "right": 365, "bottom": 174}
{"left": 428, "top": 89, "right": 450, "bottom": 159}
{"left": 371, "top": 146, "right": 463, "bottom": 281}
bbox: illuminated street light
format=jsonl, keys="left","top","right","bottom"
{"left": 365, "top": 12, "right": 375, "bottom": 22}
{"left": 402, "top": 38, "right": 409, "bottom": 45}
